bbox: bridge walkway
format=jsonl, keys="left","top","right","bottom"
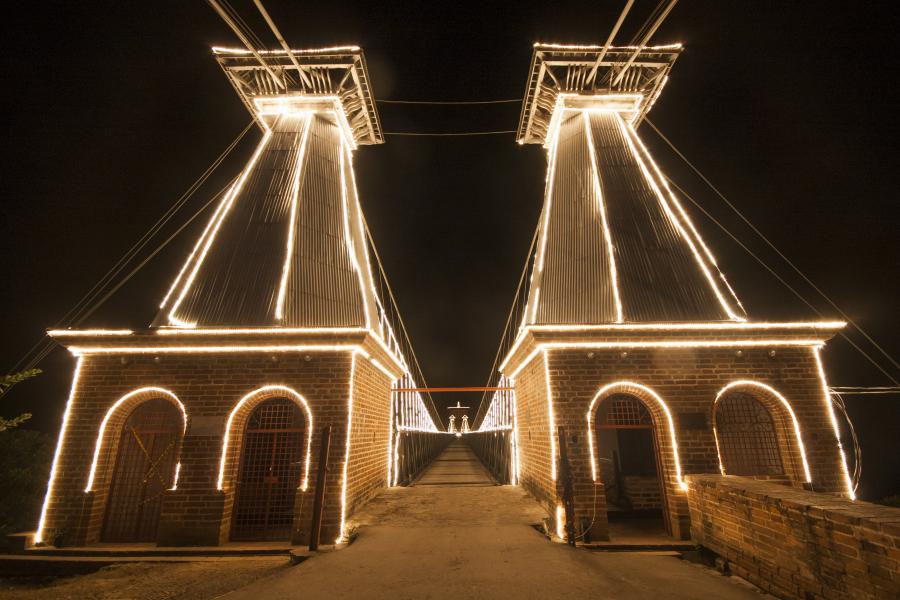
{"left": 225, "top": 440, "right": 764, "bottom": 599}
{"left": 413, "top": 438, "right": 495, "bottom": 487}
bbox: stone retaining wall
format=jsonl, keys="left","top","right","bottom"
{"left": 686, "top": 474, "right": 900, "bottom": 599}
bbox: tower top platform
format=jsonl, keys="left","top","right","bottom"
{"left": 517, "top": 43, "right": 682, "bottom": 145}
{"left": 213, "top": 45, "right": 383, "bottom": 145}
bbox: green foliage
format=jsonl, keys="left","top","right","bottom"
{"left": 0, "top": 429, "right": 53, "bottom": 541}
{"left": 0, "top": 368, "right": 41, "bottom": 432}
{"left": 0, "top": 368, "right": 42, "bottom": 394}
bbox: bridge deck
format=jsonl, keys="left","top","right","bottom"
{"left": 222, "top": 440, "right": 763, "bottom": 599}
{"left": 413, "top": 439, "right": 495, "bottom": 487}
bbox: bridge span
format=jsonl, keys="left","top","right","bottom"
{"left": 223, "top": 438, "right": 762, "bottom": 599}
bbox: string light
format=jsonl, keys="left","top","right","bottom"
{"left": 812, "top": 347, "right": 856, "bottom": 500}
{"left": 712, "top": 381, "right": 812, "bottom": 483}
{"left": 586, "top": 381, "right": 687, "bottom": 490}
{"left": 217, "top": 385, "right": 313, "bottom": 491}
{"left": 543, "top": 350, "right": 558, "bottom": 481}
{"left": 34, "top": 357, "right": 84, "bottom": 545}
{"left": 499, "top": 321, "right": 844, "bottom": 373}
{"left": 212, "top": 45, "right": 361, "bottom": 55}
{"left": 47, "top": 329, "right": 133, "bottom": 336}
{"left": 555, "top": 505, "right": 566, "bottom": 540}
{"left": 275, "top": 113, "right": 313, "bottom": 320}
{"left": 85, "top": 387, "right": 187, "bottom": 492}
{"left": 534, "top": 42, "right": 682, "bottom": 51}
{"left": 337, "top": 354, "right": 357, "bottom": 544}
{"left": 623, "top": 118, "right": 746, "bottom": 316}
{"left": 166, "top": 129, "right": 274, "bottom": 326}
{"left": 506, "top": 339, "right": 826, "bottom": 381}
{"left": 582, "top": 111, "right": 624, "bottom": 322}
{"left": 616, "top": 113, "right": 744, "bottom": 321}
{"left": 338, "top": 135, "right": 371, "bottom": 329}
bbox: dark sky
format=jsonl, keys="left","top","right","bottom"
{"left": 1, "top": 1, "right": 898, "bottom": 499}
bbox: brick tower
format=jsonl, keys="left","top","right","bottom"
{"left": 35, "top": 46, "right": 429, "bottom": 547}
{"left": 501, "top": 43, "right": 854, "bottom": 541}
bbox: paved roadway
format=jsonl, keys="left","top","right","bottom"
{"left": 223, "top": 439, "right": 767, "bottom": 599}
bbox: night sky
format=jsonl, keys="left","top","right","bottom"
{"left": 1, "top": 2, "right": 897, "bottom": 500}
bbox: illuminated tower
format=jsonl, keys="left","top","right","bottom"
{"left": 500, "top": 43, "right": 853, "bottom": 541}
{"left": 36, "top": 46, "right": 437, "bottom": 548}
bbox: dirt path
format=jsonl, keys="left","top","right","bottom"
{"left": 0, "top": 557, "right": 289, "bottom": 600}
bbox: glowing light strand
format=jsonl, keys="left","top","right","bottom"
{"left": 543, "top": 350, "right": 558, "bottom": 481}
{"left": 217, "top": 385, "right": 314, "bottom": 491}
{"left": 168, "top": 129, "right": 274, "bottom": 326}
{"left": 586, "top": 381, "right": 687, "bottom": 490}
{"left": 34, "top": 357, "right": 84, "bottom": 545}
{"left": 624, "top": 118, "right": 746, "bottom": 316}
{"left": 275, "top": 113, "right": 313, "bottom": 320}
{"left": 812, "top": 347, "right": 856, "bottom": 500}
{"left": 337, "top": 354, "right": 357, "bottom": 543}
{"left": 616, "top": 113, "right": 743, "bottom": 321}
{"left": 582, "top": 111, "right": 624, "bottom": 322}
{"left": 712, "top": 380, "right": 812, "bottom": 483}
{"left": 85, "top": 387, "right": 187, "bottom": 492}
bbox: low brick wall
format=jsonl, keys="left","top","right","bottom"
{"left": 686, "top": 475, "right": 900, "bottom": 599}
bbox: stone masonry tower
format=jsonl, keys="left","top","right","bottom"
{"left": 501, "top": 43, "right": 854, "bottom": 541}
{"left": 36, "top": 46, "right": 416, "bottom": 547}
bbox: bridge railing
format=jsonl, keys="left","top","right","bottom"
{"left": 465, "top": 376, "right": 518, "bottom": 484}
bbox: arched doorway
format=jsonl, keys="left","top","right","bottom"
{"left": 714, "top": 391, "right": 784, "bottom": 476}
{"left": 101, "top": 398, "right": 183, "bottom": 542}
{"left": 231, "top": 398, "right": 307, "bottom": 541}
{"left": 595, "top": 394, "right": 669, "bottom": 536}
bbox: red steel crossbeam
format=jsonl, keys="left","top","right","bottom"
{"left": 393, "top": 386, "right": 514, "bottom": 393}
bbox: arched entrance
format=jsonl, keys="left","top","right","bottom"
{"left": 595, "top": 394, "right": 669, "bottom": 535}
{"left": 101, "top": 398, "right": 183, "bottom": 542}
{"left": 714, "top": 391, "right": 785, "bottom": 476}
{"left": 231, "top": 398, "right": 307, "bottom": 541}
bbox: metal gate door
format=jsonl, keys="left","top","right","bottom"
{"left": 102, "top": 398, "right": 182, "bottom": 542}
{"left": 231, "top": 398, "right": 306, "bottom": 541}
{"left": 715, "top": 392, "right": 784, "bottom": 476}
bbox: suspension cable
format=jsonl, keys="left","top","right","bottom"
{"left": 645, "top": 117, "right": 900, "bottom": 376}
{"left": 665, "top": 177, "right": 899, "bottom": 386}
{"left": 360, "top": 217, "right": 440, "bottom": 424}
{"left": 475, "top": 214, "right": 541, "bottom": 426}
{"left": 6, "top": 122, "right": 253, "bottom": 376}
{"left": 3, "top": 178, "right": 239, "bottom": 388}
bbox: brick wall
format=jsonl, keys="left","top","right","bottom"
{"left": 622, "top": 476, "right": 663, "bottom": 510}
{"left": 687, "top": 475, "right": 900, "bottom": 599}
{"left": 505, "top": 339, "right": 851, "bottom": 542}
{"left": 38, "top": 348, "right": 393, "bottom": 547}
{"left": 513, "top": 351, "right": 556, "bottom": 509}
{"left": 343, "top": 355, "right": 392, "bottom": 523}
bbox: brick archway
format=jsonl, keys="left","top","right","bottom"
{"left": 82, "top": 387, "right": 187, "bottom": 544}
{"left": 586, "top": 382, "right": 685, "bottom": 492}
{"left": 217, "top": 385, "right": 314, "bottom": 493}
{"left": 85, "top": 387, "right": 187, "bottom": 494}
{"left": 713, "top": 380, "right": 811, "bottom": 484}
{"left": 585, "top": 381, "right": 690, "bottom": 538}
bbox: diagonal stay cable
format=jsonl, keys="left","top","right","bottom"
{"left": 645, "top": 117, "right": 899, "bottom": 374}
{"left": 476, "top": 216, "right": 541, "bottom": 426}
{"left": 2, "top": 177, "right": 239, "bottom": 392}
{"left": 666, "top": 176, "right": 899, "bottom": 386}
{"left": 360, "top": 217, "right": 439, "bottom": 423}
{"left": 6, "top": 122, "right": 254, "bottom": 376}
